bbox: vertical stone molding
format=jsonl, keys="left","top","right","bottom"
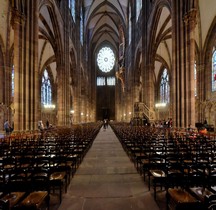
{"left": 33, "top": 0, "right": 40, "bottom": 130}
{"left": 183, "top": 8, "right": 197, "bottom": 127}
{"left": 11, "top": 8, "right": 25, "bottom": 130}
{"left": 171, "top": 0, "right": 183, "bottom": 128}
{"left": 57, "top": 64, "right": 67, "bottom": 126}
{"left": 143, "top": 64, "right": 154, "bottom": 110}
{"left": 171, "top": 1, "right": 198, "bottom": 128}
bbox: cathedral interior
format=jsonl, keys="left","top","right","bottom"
{"left": 0, "top": 0, "right": 215, "bottom": 130}
{"left": 0, "top": 0, "right": 216, "bottom": 209}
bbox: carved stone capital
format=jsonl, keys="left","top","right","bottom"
{"left": 183, "top": 8, "right": 197, "bottom": 28}
{"left": 11, "top": 9, "right": 25, "bottom": 29}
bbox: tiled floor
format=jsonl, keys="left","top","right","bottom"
{"left": 51, "top": 126, "right": 166, "bottom": 210}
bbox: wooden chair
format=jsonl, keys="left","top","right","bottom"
{"left": 49, "top": 170, "right": 67, "bottom": 203}
{"left": 167, "top": 188, "right": 202, "bottom": 210}
{"left": 0, "top": 192, "right": 25, "bottom": 210}
{"left": 26, "top": 167, "right": 50, "bottom": 210}
{"left": 13, "top": 191, "right": 48, "bottom": 210}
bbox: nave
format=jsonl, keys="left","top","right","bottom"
{"left": 57, "top": 125, "right": 161, "bottom": 210}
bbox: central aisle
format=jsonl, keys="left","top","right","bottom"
{"left": 58, "top": 125, "right": 160, "bottom": 210}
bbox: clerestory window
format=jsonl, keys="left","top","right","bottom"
{"left": 136, "top": 0, "right": 142, "bottom": 21}
{"left": 69, "top": 0, "right": 76, "bottom": 22}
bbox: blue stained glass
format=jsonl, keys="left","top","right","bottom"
{"left": 80, "top": 7, "right": 83, "bottom": 45}
{"left": 212, "top": 50, "right": 216, "bottom": 91}
{"left": 41, "top": 69, "right": 52, "bottom": 105}
{"left": 129, "top": 3, "right": 132, "bottom": 44}
{"left": 69, "top": 0, "right": 76, "bottom": 22}
{"left": 160, "top": 68, "right": 170, "bottom": 103}
{"left": 72, "top": 0, "right": 75, "bottom": 22}
{"left": 136, "top": 0, "right": 142, "bottom": 21}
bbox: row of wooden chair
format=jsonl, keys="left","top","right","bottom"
{"left": 111, "top": 123, "right": 216, "bottom": 209}
{"left": 0, "top": 123, "right": 102, "bottom": 210}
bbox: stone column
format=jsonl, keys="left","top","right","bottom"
{"left": 11, "top": 9, "right": 25, "bottom": 130}
{"left": 115, "top": 82, "right": 121, "bottom": 121}
{"left": 72, "top": 86, "right": 79, "bottom": 124}
{"left": 171, "top": 0, "right": 184, "bottom": 128}
{"left": 80, "top": 94, "right": 86, "bottom": 123}
{"left": 197, "top": 62, "right": 204, "bottom": 121}
{"left": 184, "top": 9, "right": 197, "bottom": 127}
{"left": 57, "top": 64, "right": 65, "bottom": 126}
{"left": 76, "top": 78, "right": 81, "bottom": 124}
{"left": 133, "top": 78, "right": 140, "bottom": 103}
{"left": 27, "top": 1, "right": 39, "bottom": 130}
{"left": 143, "top": 64, "right": 155, "bottom": 110}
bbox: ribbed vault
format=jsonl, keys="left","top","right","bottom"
{"left": 84, "top": 0, "right": 128, "bottom": 51}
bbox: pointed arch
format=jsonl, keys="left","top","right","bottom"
{"left": 147, "top": 0, "right": 172, "bottom": 64}
{"left": 38, "top": 0, "right": 64, "bottom": 67}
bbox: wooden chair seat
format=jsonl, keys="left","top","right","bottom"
{"left": 50, "top": 171, "right": 66, "bottom": 181}
{"left": 168, "top": 188, "right": 197, "bottom": 203}
{"left": 18, "top": 191, "right": 48, "bottom": 209}
{"left": 150, "top": 169, "right": 166, "bottom": 178}
{"left": 168, "top": 169, "right": 181, "bottom": 174}
{"left": 1, "top": 192, "right": 25, "bottom": 208}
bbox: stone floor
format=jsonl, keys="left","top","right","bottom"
{"left": 50, "top": 125, "right": 167, "bottom": 210}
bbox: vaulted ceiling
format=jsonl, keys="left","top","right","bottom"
{"left": 84, "top": 0, "right": 128, "bottom": 51}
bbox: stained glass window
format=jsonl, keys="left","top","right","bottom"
{"left": 72, "top": 0, "right": 75, "bottom": 22}
{"left": 97, "top": 47, "right": 115, "bottom": 73}
{"left": 12, "top": 65, "right": 14, "bottom": 97}
{"left": 212, "top": 50, "right": 216, "bottom": 91}
{"left": 107, "top": 77, "right": 115, "bottom": 86}
{"left": 80, "top": 7, "right": 83, "bottom": 45}
{"left": 128, "top": 3, "right": 132, "bottom": 44}
{"left": 69, "top": 0, "right": 75, "bottom": 22}
{"left": 97, "top": 77, "right": 106, "bottom": 86}
{"left": 41, "top": 69, "right": 52, "bottom": 105}
{"left": 136, "top": 0, "right": 142, "bottom": 21}
{"left": 160, "top": 68, "right": 170, "bottom": 103}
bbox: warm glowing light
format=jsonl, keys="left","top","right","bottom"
{"left": 155, "top": 103, "right": 166, "bottom": 108}
{"left": 44, "top": 104, "right": 55, "bottom": 109}
{"left": 70, "top": 110, "right": 74, "bottom": 114}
